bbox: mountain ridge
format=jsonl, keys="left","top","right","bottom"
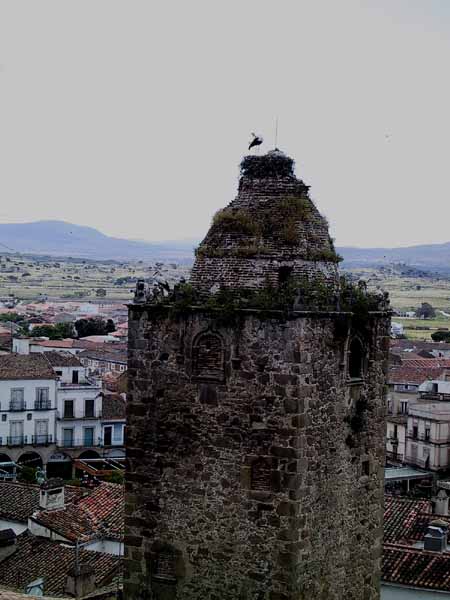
{"left": 0, "top": 220, "right": 450, "bottom": 271}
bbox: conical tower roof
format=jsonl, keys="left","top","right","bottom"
{"left": 190, "top": 150, "right": 340, "bottom": 295}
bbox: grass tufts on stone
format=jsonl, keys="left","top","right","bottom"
{"left": 212, "top": 209, "right": 261, "bottom": 236}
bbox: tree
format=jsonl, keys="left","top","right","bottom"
{"left": 105, "top": 319, "right": 116, "bottom": 334}
{"left": 0, "top": 313, "right": 23, "bottom": 323}
{"left": 415, "top": 302, "right": 436, "bottom": 320}
{"left": 18, "top": 466, "right": 37, "bottom": 483}
{"left": 432, "top": 330, "right": 450, "bottom": 342}
{"left": 96, "top": 288, "right": 107, "bottom": 297}
{"left": 30, "top": 322, "right": 75, "bottom": 340}
{"left": 75, "top": 317, "right": 115, "bottom": 338}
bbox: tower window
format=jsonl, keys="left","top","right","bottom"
{"left": 154, "top": 552, "right": 177, "bottom": 582}
{"left": 348, "top": 338, "right": 365, "bottom": 380}
{"left": 278, "top": 266, "right": 293, "bottom": 285}
{"left": 192, "top": 333, "right": 224, "bottom": 381}
{"left": 250, "top": 458, "right": 272, "bottom": 492}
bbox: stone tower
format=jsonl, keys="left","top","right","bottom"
{"left": 125, "top": 150, "right": 391, "bottom": 600}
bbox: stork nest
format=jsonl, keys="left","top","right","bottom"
{"left": 240, "top": 153, "right": 295, "bottom": 178}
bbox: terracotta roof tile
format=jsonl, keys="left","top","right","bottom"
{"left": 43, "top": 352, "right": 82, "bottom": 368}
{"left": 383, "top": 543, "right": 450, "bottom": 590}
{"left": 389, "top": 366, "right": 445, "bottom": 385}
{"left": 0, "top": 532, "right": 119, "bottom": 597}
{"left": 32, "top": 482, "right": 123, "bottom": 542}
{"left": 77, "top": 350, "right": 127, "bottom": 364}
{"left": 0, "top": 482, "right": 84, "bottom": 524}
{"left": 384, "top": 496, "right": 433, "bottom": 544}
{"left": 0, "top": 354, "right": 56, "bottom": 380}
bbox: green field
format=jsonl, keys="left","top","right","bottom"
{"left": 0, "top": 256, "right": 190, "bottom": 302}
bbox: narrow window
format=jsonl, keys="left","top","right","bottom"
{"left": 251, "top": 458, "right": 272, "bottom": 492}
{"left": 72, "top": 370, "right": 79, "bottom": 384}
{"left": 193, "top": 333, "right": 224, "bottom": 381}
{"left": 10, "top": 389, "right": 25, "bottom": 411}
{"left": 278, "top": 266, "right": 293, "bottom": 285}
{"left": 84, "top": 399, "right": 94, "bottom": 418}
{"left": 64, "top": 400, "right": 74, "bottom": 419}
{"left": 154, "top": 552, "right": 176, "bottom": 582}
{"left": 348, "top": 338, "right": 364, "bottom": 380}
{"left": 35, "top": 388, "right": 50, "bottom": 410}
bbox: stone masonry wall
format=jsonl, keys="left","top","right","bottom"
{"left": 125, "top": 305, "right": 390, "bottom": 600}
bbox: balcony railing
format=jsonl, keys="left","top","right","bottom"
{"left": 9, "top": 402, "right": 26, "bottom": 412}
{"left": 6, "top": 435, "right": 26, "bottom": 446}
{"left": 0, "top": 435, "right": 123, "bottom": 449}
{"left": 57, "top": 437, "right": 102, "bottom": 449}
{"left": 58, "top": 412, "right": 102, "bottom": 420}
{"left": 404, "top": 455, "right": 431, "bottom": 469}
{"left": 34, "top": 401, "right": 51, "bottom": 411}
{"left": 420, "top": 392, "right": 450, "bottom": 401}
{"left": 32, "top": 434, "right": 52, "bottom": 445}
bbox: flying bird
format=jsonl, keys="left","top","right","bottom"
{"left": 248, "top": 133, "right": 263, "bottom": 151}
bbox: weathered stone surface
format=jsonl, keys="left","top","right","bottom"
{"left": 125, "top": 306, "right": 389, "bottom": 600}
{"left": 124, "top": 151, "right": 390, "bottom": 600}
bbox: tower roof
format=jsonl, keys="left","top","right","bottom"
{"left": 190, "top": 150, "right": 340, "bottom": 294}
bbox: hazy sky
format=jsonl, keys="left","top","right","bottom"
{"left": 1, "top": 1, "right": 450, "bottom": 248}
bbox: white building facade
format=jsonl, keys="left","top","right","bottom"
{"left": 0, "top": 376, "right": 56, "bottom": 449}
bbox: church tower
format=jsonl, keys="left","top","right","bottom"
{"left": 125, "top": 150, "right": 390, "bottom": 600}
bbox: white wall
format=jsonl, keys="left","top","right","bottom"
{"left": 28, "top": 518, "right": 70, "bottom": 542}
{"left": 56, "top": 385, "right": 102, "bottom": 447}
{"left": 0, "top": 378, "right": 57, "bottom": 446}
{"left": 0, "top": 518, "right": 27, "bottom": 535}
{"left": 85, "top": 539, "right": 123, "bottom": 556}
{"left": 55, "top": 365, "right": 86, "bottom": 385}
{"left": 12, "top": 338, "right": 30, "bottom": 354}
{"left": 386, "top": 421, "right": 406, "bottom": 461}
{"left": 30, "top": 345, "right": 80, "bottom": 355}
{"left": 102, "top": 422, "right": 125, "bottom": 446}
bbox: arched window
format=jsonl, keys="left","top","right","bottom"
{"left": 154, "top": 551, "right": 177, "bottom": 582}
{"left": 348, "top": 337, "right": 365, "bottom": 380}
{"left": 192, "top": 333, "right": 224, "bottom": 381}
{"left": 250, "top": 458, "right": 272, "bottom": 492}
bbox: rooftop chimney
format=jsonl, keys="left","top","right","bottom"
{"left": 435, "top": 489, "right": 449, "bottom": 517}
{"left": 39, "top": 478, "right": 65, "bottom": 511}
{"left": 0, "top": 529, "right": 17, "bottom": 563}
{"left": 424, "top": 520, "right": 448, "bottom": 552}
{"left": 65, "top": 564, "right": 96, "bottom": 598}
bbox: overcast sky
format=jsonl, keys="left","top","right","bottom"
{"left": 1, "top": 1, "right": 449, "bottom": 248}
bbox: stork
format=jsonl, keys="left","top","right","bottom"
{"left": 248, "top": 132, "right": 263, "bottom": 151}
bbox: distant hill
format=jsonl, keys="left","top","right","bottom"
{"left": 0, "top": 221, "right": 197, "bottom": 263}
{"left": 0, "top": 221, "right": 449, "bottom": 272}
{"left": 338, "top": 243, "right": 450, "bottom": 274}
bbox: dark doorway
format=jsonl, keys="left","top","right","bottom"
{"left": 104, "top": 426, "right": 112, "bottom": 446}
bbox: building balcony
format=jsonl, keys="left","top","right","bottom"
{"left": 404, "top": 455, "right": 431, "bottom": 469}
{"left": 9, "top": 403, "right": 26, "bottom": 412}
{"left": 32, "top": 434, "right": 53, "bottom": 446}
{"left": 5, "top": 435, "right": 27, "bottom": 447}
{"left": 34, "top": 402, "right": 51, "bottom": 411}
{"left": 0, "top": 434, "right": 54, "bottom": 448}
{"left": 58, "top": 413, "right": 102, "bottom": 421}
{"left": 56, "top": 437, "right": 102, "bottom": 449}
{"left": 420, "top": 392, "right": 450, "bottom": 401}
